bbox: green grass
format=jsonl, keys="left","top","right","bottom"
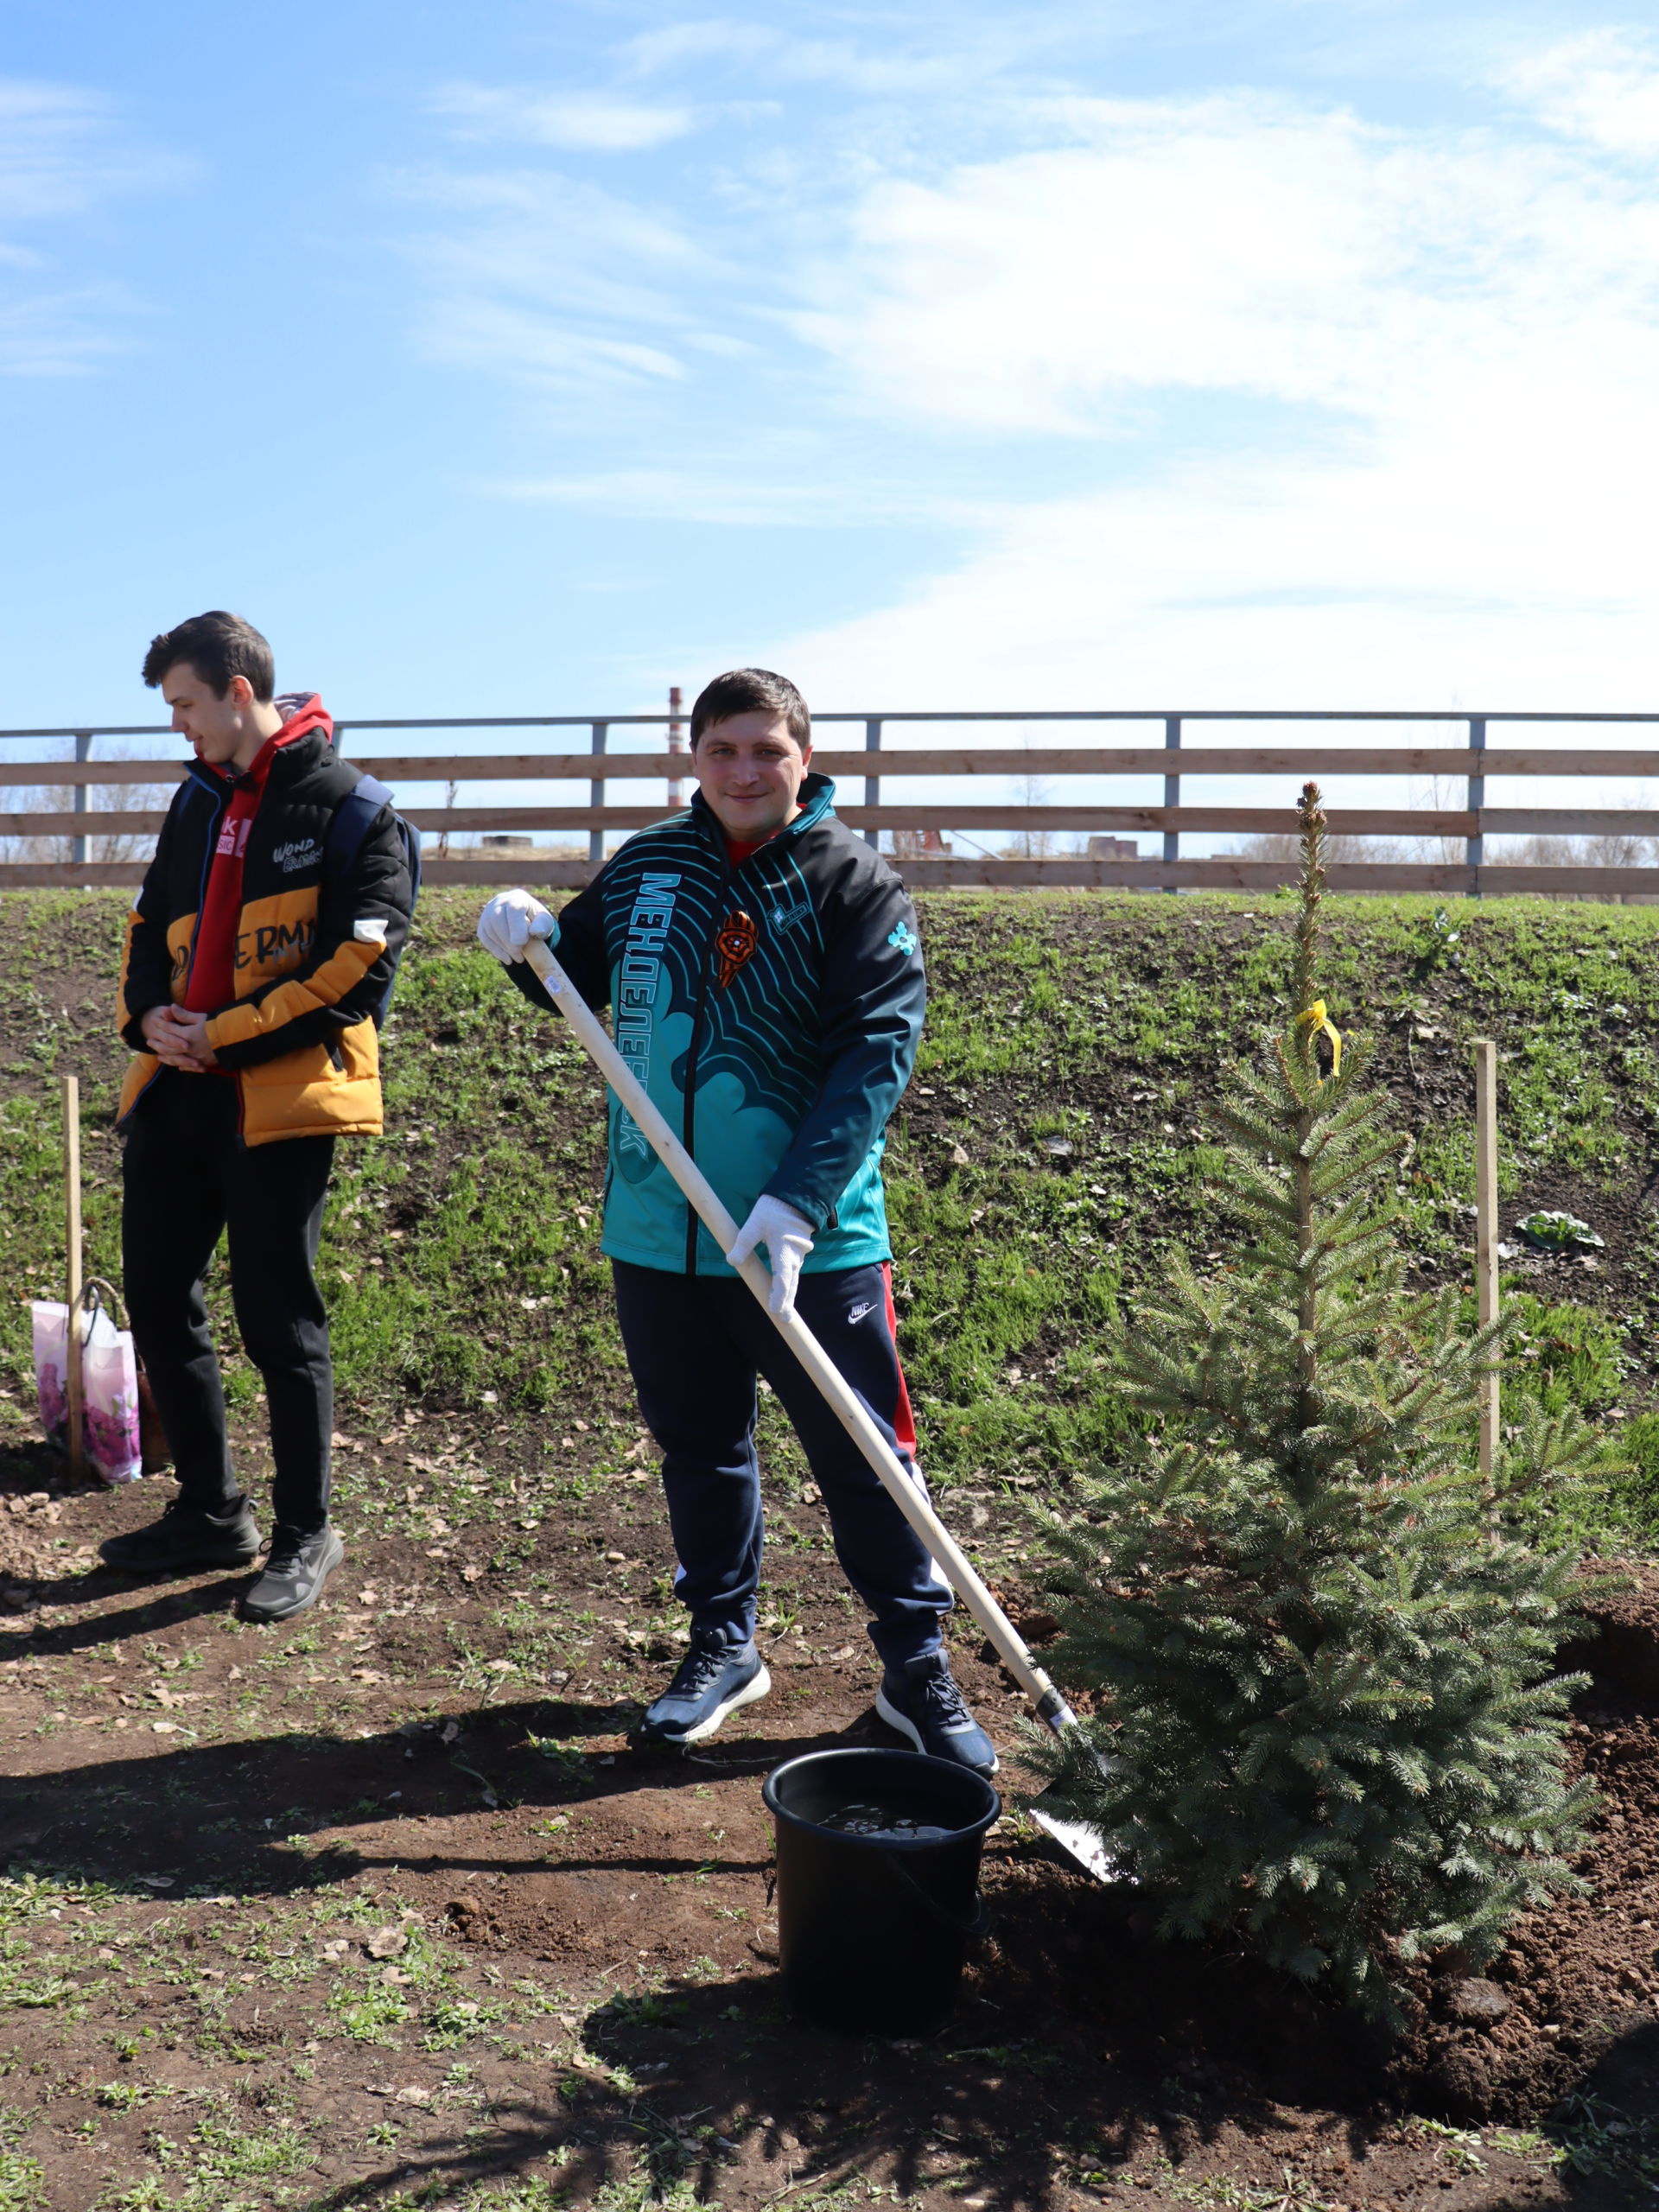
{"left": 0, "top": 2107, "right": 43, "bottom": 2212}
{"left": 96, "top": 2101, "right": 318, "bottom": 2209}
{"left": 5, "top": 886, "right": 1659, "bottom": 1545}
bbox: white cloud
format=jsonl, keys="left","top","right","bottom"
{"left": 397, "top": 167, "right": 708, "bottom": 297}
{"left": 776, "top": 453, "right": 1655, "bottom": 718}
{"left": 0, "top": 80, "right": 164, "bottom": 222}
{"left": 429, "top": 82, "right": 697, "bottom": 152}
{"left": 683, "top": 330, "right": 760, "bottom": 359}
{"left": 0, "top": 78, "right": 187, "bottom": 376}
{"left": 398, "top": 29, "right": 1659, "bottom": 724}
{"left": 389, "top": 166, "right": 718, "bottom": 388}
{"left": 423, "top": 309, "right": 685, "bottom": 388}
{"left": 0, "top": 283, "right": 139, "bottom": 377}
{"left": 770, "top": 70, "right": 1659, "bottom": 714}
{"left": 1500, "top": 29, "right": 1659, "bottom": 156}
{"left": 791, "top": 91, "right": 1659, "bottom": 437}
{"left": 617, "top": 17, "right": 969, "bottom": 96}
{"left": 474, "top": 465, "right": 980, "bottom": 526}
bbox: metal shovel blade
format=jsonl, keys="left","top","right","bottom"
{"left": 1030, "top": 1800, "right": 1122, "bottom": 1883}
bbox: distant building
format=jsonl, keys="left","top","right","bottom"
{"left": 1087, "top": 836, "right": 1139, "bottom": 860}
{"left": 892, "top": 828, "right": 953, "bottom": 857}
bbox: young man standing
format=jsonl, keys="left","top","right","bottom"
{"left": 477, "top": 667, "right": 995, "bottom": 1774}
{"left": 103, "top": 611, "right": 413, "bottom": 1621}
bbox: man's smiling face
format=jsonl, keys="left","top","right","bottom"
{"left": 162, "top": 661, "right": 248, "bottom": 770}
{"left": 693, "top": 710, "right": 811, "bottom": 842}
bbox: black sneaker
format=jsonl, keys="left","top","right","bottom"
{"left": 242, "top": 1525, "right": 345, "bottom": 1624}
{"left": 99, "top": 1495, "right": 262, "bottom": 1575}
{"left": 636, "top": 1635, "right": 771, "bottom": 1748}
{"left": 875, "top": 1650, "right": 999, "bottom": 1777}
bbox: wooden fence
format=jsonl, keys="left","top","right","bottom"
{"left": 4, "top": 711, "right": 1659, "bottom": 895}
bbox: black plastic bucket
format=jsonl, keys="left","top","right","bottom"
{"left": 762, "top": 1747, "right": 1000, "bottom": 2037}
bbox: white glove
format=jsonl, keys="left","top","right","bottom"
{"left": 727, "top": 1197, "right": 815, "bottom": 1320}
{"left": 478, "top": 889, "right": 555, "bottom": 966}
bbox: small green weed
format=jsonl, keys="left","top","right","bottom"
{"left": 423, "top": 1995, "right": 507, "bottom": 2050}
{"left": 329, "top": 1980, "right": 413, "bottom": 2044}
{"left": 0, "top": 2107, "right": 43, "bottom": 2212}
{"left": 1554, "top": 2090, "right": 1659, "bottom": 2187}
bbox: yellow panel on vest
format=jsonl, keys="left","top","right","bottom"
{"left": 232, "top": 888, "right": 321, "bottom": 992}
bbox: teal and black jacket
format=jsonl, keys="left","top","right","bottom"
{"left": 504, "top": 773, "right": 925, "bottom": 1276}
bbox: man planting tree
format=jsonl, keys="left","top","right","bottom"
{"left": 102, "top": 611, "right": 414, "bottom": 1621}
{"left": 477, "top": 667, "right": 995, "bottom": 1773}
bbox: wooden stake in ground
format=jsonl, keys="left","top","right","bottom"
{"left": 60, "top": 1073, "right": 85, "bottom": 1478}
{"left": 1473, "top": 1038, "right": 1499, "bottom": 1473}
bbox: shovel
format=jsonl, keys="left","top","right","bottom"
{"left": 522, "top": 935, "right": 1113, "bottom": 1883}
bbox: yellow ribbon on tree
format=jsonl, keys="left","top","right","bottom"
{"left": 1296, "top": 999, "right": 1342, "bottom": 1076}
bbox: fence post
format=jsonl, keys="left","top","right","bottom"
{"left": 864, "top": 718, "right": 881, "bottom": 851}
{"left": 1466, "top": 715, "right": 1485, "bottom": 895}
{"left": 667, "top": 686, "right": 686, "bottom": 809}
{"left": 588, "top": 721, "right": 608, "bottom": 868}
{"left": 71, "top": 732, "right": 92, "bottom": 868}
{"left": 1161, "top": 715, "right": 1181, "bottom": 892}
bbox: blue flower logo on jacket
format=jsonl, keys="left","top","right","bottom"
{"left": 887, "top": 923, "right": 919, "bottom": 957}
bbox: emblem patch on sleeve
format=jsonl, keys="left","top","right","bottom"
{"left": 715, "top": 911, "right": 758, "bottom": 989}
{"left": 887, "top": 923, "right": 919, "bottom": 957}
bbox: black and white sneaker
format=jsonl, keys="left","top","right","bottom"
{"left": 242, "top": 1525, "right": 344, "bottom": 1624}
{"left": 636, "top": 1636, "right": 771, "bottom": 1748}
{"left": 876, "top": 1650, "right": 999, "bottom": 1777}
{"left": 99, "top": 1495, "right": 262, "bottom": 1575}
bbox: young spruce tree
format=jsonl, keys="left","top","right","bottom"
{"left": 1033, "top": 785, "right": 1600, "bottom": 2021}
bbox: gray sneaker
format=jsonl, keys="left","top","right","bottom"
{"left": 100, "top": 1495, "right": 262, "bottom": 1575}
{"left": 243, "top": 1525, "right": 344, "bottom": 1624}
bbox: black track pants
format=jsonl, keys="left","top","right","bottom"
{"left": 121, "top": 1071, "right": 335, "bottom": 1535}
{"left": 612, "top": 1257, "right": 952, "bottom": 1669}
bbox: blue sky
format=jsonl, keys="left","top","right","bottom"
{"left": 4, "top": 0, "right": 1659, "bottom": 826}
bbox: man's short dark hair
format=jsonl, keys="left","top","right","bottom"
{"left": 142, "top": 611, "right": 275, "bottom": 702}
{"left": 690, "top": 668, "right": 810, "bottom": 750}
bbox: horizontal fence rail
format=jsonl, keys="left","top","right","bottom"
{"left": 5, "top": 710, "right": 1659, "bottom": 897}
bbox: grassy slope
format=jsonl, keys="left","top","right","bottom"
{"left": 2, "top": 887, "right": 1656, "bottom": 1548}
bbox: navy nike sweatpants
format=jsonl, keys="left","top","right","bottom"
{"left": 611, "top": 1258, "right": 952, "bottom": 1669}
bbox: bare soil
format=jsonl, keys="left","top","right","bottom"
{"left": 1, "top": 1442, "right": 1657, "bottom": 2212}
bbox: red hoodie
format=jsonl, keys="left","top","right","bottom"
{"left": 183, "top": 695, "right": 334, "bottom": 1015}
